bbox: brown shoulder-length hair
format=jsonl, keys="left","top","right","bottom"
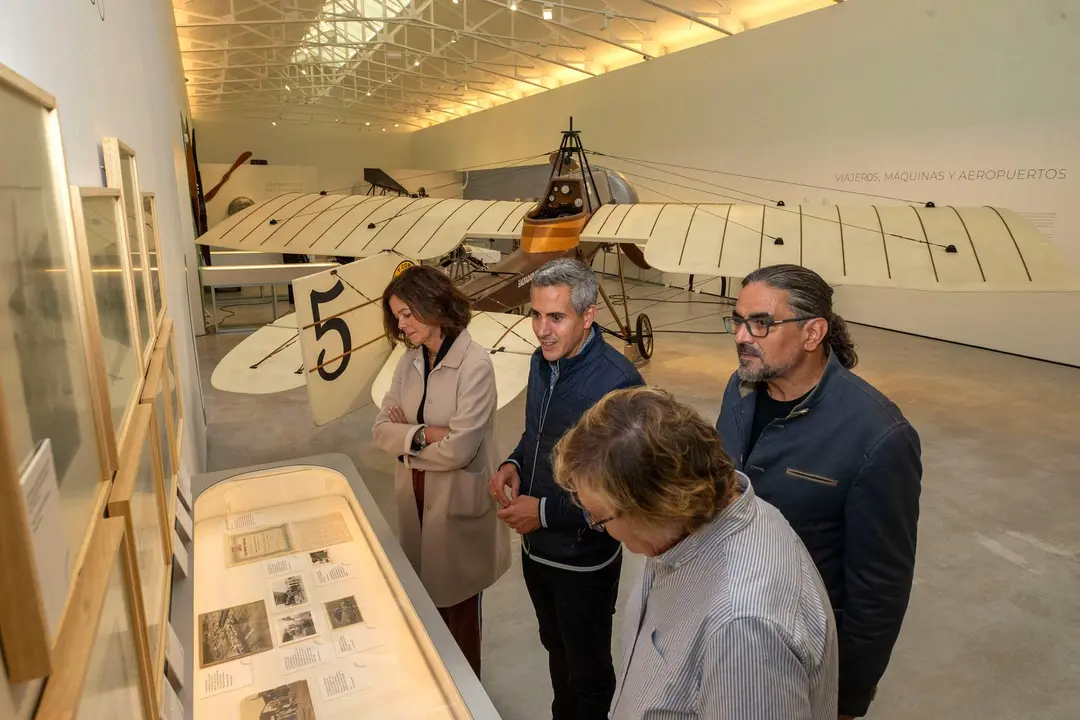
{"left": 381, "top": 265, "right": 472, "bottom": 347}
{"left": 553, "top": 386, "right": 738, "bottom": 534}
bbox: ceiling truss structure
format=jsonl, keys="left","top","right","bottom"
{"left": 175, "top": 0, "right": 843, "bottom": 132}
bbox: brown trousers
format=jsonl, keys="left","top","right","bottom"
{"left": 412, "top": 469, "right": 483, "bottom": 677}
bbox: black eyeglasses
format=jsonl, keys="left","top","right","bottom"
{"left": 583, "top": 508, "right": 616, "bottom": 532}
{"left": 723, "top": 315, "right": 817, "bottom": 338}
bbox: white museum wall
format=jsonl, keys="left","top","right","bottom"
{"left": 407, "top": 0, "right": 1080, "bottom": 366}
{"left": 202, "top": 162, "right": 320, "bottom": 229}
{"left": 194, "top": 118, "right": 414, "bottom": 198}
{"left": 0, "top": 0, "right": 205, "bottom": 715}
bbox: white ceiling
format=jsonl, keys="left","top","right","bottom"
{"left": 174, "top": 0, "right": 841, "bottom": 132}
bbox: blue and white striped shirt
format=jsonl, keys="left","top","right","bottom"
{"left": 610, "top": 472, "right": 838, "bottom": 720}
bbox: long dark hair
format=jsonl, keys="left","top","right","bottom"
{"left": 381, "top": 265, "right": 472, "bottom": 347}
{"left": 741, "top": 264, "right": 858, "bottom": 369}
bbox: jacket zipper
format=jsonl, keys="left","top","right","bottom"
{"left": 524, "top": 359, "right": 558, "bottom": 550}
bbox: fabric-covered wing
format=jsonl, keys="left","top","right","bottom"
{"left": 209, "top": 314, "right": 303, "bottom": 395}
{"left": 293, "top": 251, "right": 411, "bottom": 426}
{"left": 370, "top": 311, "right": 537, "bottom": 410}
{"left": 587, "top": 203, "right": 1080, "bottom": 291}
{"left": 196, "top": 193, "right": 535, "bottom": 261}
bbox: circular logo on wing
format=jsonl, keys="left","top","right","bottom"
{"left": 394, "top": 260, "right": 415, "bottom": 277}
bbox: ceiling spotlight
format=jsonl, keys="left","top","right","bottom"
{"left": 543, "top": 4, "right": 553, "bottom": 20}
{"left": 365, "top": 121, "right": 370, "bottom": 126}
{"left": 395, "top": 123, "right": 399, "bottom": 127}
{"left": 382, "top": 128, "right": 386, "bottom": 132}
{"left": 285, "top": 83, "right": 291, "bottom": 91}
{"left": 272, "top": 121, "right": 276, "bottom": 126}
{"left": 510, "top": 2, "right": 517, "bottom": 10}
{"left": 414, "top": 58, "right": 420, "bottom": 66}
{"left": 366, "top": 91, "right": 371, "bottom": 96}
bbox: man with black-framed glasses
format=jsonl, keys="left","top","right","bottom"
{"left": 715, "top": 264, "right": 922, "bottom": 720}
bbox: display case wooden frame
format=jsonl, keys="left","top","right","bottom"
{"left": 141, "top": 192, "right": 168, "bottom": 331}
{"left": 70, "top": 186, "right": 147, "bottom": 458}
{"left": 0, "top": 63, "right": 116, "bottom": 684}
{"left": 102, "top": 137, "right": 157, "bottom": 368}
{"left": 34, "top": 516, "right": 154, "bottom": 720}
{"left": 107, "top": 403, "right": 172, "bottom": 711}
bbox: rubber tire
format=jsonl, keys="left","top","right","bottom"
{"left": 636, "top": 313, "right": 654, "bottom": 360}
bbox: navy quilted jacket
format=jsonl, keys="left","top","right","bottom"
{"left": 505, "top": 325, "right": 644, "bottom": 569}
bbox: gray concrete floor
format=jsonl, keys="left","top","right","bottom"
{"left": 196, "top": 278, "right": 1080, "bottom": 720}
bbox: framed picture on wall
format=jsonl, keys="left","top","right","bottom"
{"left": 102, "top": 137, "right": 157, "bottom": 368}
{"left": 70, "top": 187, "right": 146, "bottom": 458}
{"left": 141, "top": 192, "right": 167, "bottom": 330}
{"left": 34, "top": 516, "right": 154, "bottom": 720}
{"left": 0, "top": 63, "right": 117, "bottom": 682}
{"left": 106, "top": 403, "right": 171, "bottom": 709}
{"left": 157, "top": 318, "right": 183, "bottom": 471}
{"left": 139, "top": 344, "right": 178, "bottom": 528}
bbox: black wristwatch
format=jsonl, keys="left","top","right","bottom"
{"left": 411, "top": 425, "right": 428, "bottom": 452}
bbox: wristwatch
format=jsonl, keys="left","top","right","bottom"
{"left": 411, "top": 425, "right": 428, "bottom": 452}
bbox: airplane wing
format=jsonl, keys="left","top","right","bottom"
{"left": 584, "top": 203, "right": 1080, "bottom": 292}
{"left": 209, "top": 314, "right": 304, "bottom": 395}
{"left": 196, "top": 193, "right": 536, "bottom": 261}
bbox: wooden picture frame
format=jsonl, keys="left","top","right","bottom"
{"left": 139, "top": 344, "right": 178, "bottom": 532}
{"left": 156, "top": 318, "right": 183, "bottom": 471}
{"left": 102, "top": 137, "right": 157, "bottom": 369}
{"left": 0, "top": 63, "right": 116, "bottom": 683}
{"left": 107, "top": 403, "right": 171, "bottom": 710}
{"left": 141, "top": 192, "right": 168, "bottom": 332}
{"left": 34, "top": 516, "right": 153, "bottom": 720}
{"left": 70, "top": 186, "right": 146, "bottom": 458}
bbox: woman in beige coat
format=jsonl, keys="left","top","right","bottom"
{"left": 372, "top": 265, "right": 510, "bottom": 676}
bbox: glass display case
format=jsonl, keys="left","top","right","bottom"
{"left": 184, "top": 454, "right": 500, "bottom": 719}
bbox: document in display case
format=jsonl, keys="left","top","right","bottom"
{"left": 187, "top": 455, "right": 500, "bottom": 719}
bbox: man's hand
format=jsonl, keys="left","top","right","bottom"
{"left": 497, "top": 495, "right": 540, "bottom": 534}
{"left": 488, "top": 463, "right": 520, "bottom": 508}
{"left": 386, "top": 406, "right": 408, "bottom": 424}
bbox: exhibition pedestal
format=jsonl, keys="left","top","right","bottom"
{"left": 170, "top": 454, "right": 500, "bottom": 719}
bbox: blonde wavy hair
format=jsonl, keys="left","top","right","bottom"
{"left": 553, "top": 386, "right": 738, "bottom": 534}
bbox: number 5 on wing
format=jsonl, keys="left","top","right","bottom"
{"left": 293, "top": 253, "right": 404, "bottom": 426}
{"left": 309, "top": 280, "right": 351, "bottom": 381}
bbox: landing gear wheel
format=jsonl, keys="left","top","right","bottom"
{"left": 636, "top": 313, "right": 654, "bottom": 360}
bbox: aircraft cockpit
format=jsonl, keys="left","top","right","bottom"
{"left": 533, "top": 176, "right": 586, "bottom": 220}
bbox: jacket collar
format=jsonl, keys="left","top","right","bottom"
{"left": 410, "top": 329, "right": 471, "bottom": 371}
{"left": 736, "top": 347, "right": 845, "bottom": 414}
{"left": 653, "top": 471, "right": 756, "bottom": 570}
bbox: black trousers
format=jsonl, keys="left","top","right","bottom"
{"left": 522, "top": 549, "right": 622, "bottom": 720}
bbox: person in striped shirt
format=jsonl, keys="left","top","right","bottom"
{"left": 553, "top": 386, "right": 838, "bottom": 720}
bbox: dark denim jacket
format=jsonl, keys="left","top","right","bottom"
{"left": 715, "top": 350, "right": 922, "bottom": 717}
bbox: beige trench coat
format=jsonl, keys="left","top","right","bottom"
{"left": 372, "top": 330, "right": 511, "bottom": 608}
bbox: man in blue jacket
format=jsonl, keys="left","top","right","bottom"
{"left": 715, "top": 264, "right": 922, "bottom": 719}
{"left": 489, "top": 257, "right": 644, "bottom": 720}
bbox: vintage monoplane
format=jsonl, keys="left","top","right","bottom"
{"left": 198, "top": 121, "right": 1080, "bottom": 425}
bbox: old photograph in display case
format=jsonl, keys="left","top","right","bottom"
{"left": 34, "top": 516, "right": 153, "bottom": 720}
{"left": 70, "top": 186, "right": 146, "bottom": 455}
{"left": 102, "top": 136, "right": 157, "bottom": 365}
{"left": 141, "top": 192, "right": 167, "bottom": 329}
{"left": 107, "top": 403, "right": 171, "bottom": 708}
{"left": 190, "top": 460, "right": 490, "bottom": 719}
{"left": 140, "top": 343, "right": 178, "bottom": 519}
{"left": 0, "top": 63, "right": 116, "bottom": 684}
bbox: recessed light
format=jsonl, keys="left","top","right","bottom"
{"left": 365, "top": 121, "right": 370, "bottom": 126}
{"left": 272, "top": 121, "right": 277, "bottom": 126}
